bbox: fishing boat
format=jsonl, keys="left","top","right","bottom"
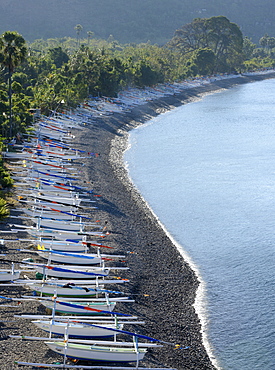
{"left": 32, "top": 319, "right": 123, "bottom": 338}
{"left": 40, "top": 298, "right": 117, "bottom": 314}
{"left": 18, "top": 199, "right": 81, "bottom": 212}
{"left": 29, "top": 249, "right": 124, "bottom": 265}
{"left": 14, "top": 226, "right": 104, "bottom": 241}
{"left": 20, "top": 278, "right": 124, "bottom": 297}
{"left": 28, "top": 193, "right": 90, "bottom": 206}
{"left": 44, "top": 340, "right": 147, "bottom": 362}
{"left": 23, "top": 262, "right": 110, "bottom": 279}
{"left": 18, "top": 208, "right": 79, "bottom": 221}
{"left": 1, "top": 150, "right": 34, "bottom": 160}
{"left": 30, "top": 218, "right": 99, "bottom": 232}
{"left": 0, "top": 265, "right": 20, "bottom": 281}
{"left": 35, "top": 239, "right": 111, "bottom": 253}
{"left": 23, "top": 281, "right": 106, "bottom": 298}
{"left": 26, "top": 240, "right": 90, "bottom": 252}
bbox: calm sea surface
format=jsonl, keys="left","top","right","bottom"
{"left": 124, "top": 79, "right": 275, "bottom": 370}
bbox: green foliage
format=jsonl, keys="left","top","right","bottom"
{"left": 48, "top": 47, "right": 69, "bottom": 68}
{"left": 0, "top": 31, "right": 28, "bottom": 138}
{"left": 242, "top": 57, "right": 275, "bottom": 72}
{"left": 0, "top": 31, "right": 27, "bottom": 73}
{"left": 0, "top": 197, "right": 9, "bottom": 220}
{"left": 243, "top": 37, "right": 256, "bottom": 60}
{"left": 0, "top": 17, "right": 274, "bottom": 124}
{"left": 191, "top": 48, "right": 216, "bottom": 76}
{"left": 168, "top": 16, "right": 244, "bottom": 73}
{"left": 0, "top": 160, "right": 13, "bottom": 188}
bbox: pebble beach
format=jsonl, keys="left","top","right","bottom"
{"left": 0, "top": 71, "right": 275, "bottom": 369}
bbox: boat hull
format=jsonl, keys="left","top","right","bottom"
{"left": 0, "top": 270, "right": 20, "bottom": 282}
{"left": 34, "top": 265, "right": 109, "bottom": 279}
{"left": 36, "top": 251, "right": 102, "bottom": 265}
{"left": 41, "top": 300, "right": 116, "bottom": 314}
{"left": 45, "top": 341, "right": 146, "bottom": 362}
{"left": 32, "top": 320, "right": 122, "bottom": 338}
{"left": 29, "top": 283, "right": 105, "bottom": 297}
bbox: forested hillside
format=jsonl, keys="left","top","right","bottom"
{"left": 0, "top": 0, "right": 274, "bottom": 44}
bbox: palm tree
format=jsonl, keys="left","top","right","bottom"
{"left": 74, "top": 24, "right": 83, "bottom": 47}
{"left": 87, "top": 31, "right": 94, "bottom": 45}
{"left": 0, "top": 31, "right": 27, "bottom": 138}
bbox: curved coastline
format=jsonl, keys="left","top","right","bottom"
{"left": 77, "top": 72, "right": 275, "bottom": 370}
{"left": 1, "top": 72, "right": 275, "bottom": 369}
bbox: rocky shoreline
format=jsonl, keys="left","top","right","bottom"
{"left": 0, "top": 72, "right": 275, "bottom": 369}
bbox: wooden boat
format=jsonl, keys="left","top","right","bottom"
{"left": 19, "top": 206, "right": 93, "bottom": 223}
{"left": 24, "top": 281, "right": 106, "bottom": 297}
{"left": 15, "top": 227, "right": 104, "bottom": 241}
{"left": 32, "top": 319, "right": 123, "bottom": 338}
{"left": 28, "top": 240, "right": 90, "bottom": 253}
{"left": 1, "top": 151, "right": 34, "bottom": 160}
{"left": 32, "top": 250, "right": 124, "bottom": 265}
{"left": 19, "top": 199, "right": 81, "bottom": 212}
{"left": 29, "top": 193, "right": 88, "bottom": 206}
{"left": 3, "top": 294, "right": 134, "bottom": 316}
{"left": 40, "top": 299, "right": 117, "bottom": 315}
{"left": 44, "top": 341, "right": 147, "bottom": 362}
{"left": 24, "top": 263, "right": 110, "bottom": 279}
{"left": 20, "top": 277, "right": 124, "bottom": 297}
{"left": 31, "top": 218, "right": 99, "bottom": 232}
{"left": 0, "top": 266, "right": 20, "bottom": 281}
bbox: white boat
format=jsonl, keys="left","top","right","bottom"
{"left": 34, "top": 251, "right": 99, "bottom": 265}
{"left": 31, "top": 218, "right": 98, "bottom": 232}
{"left": 29, "top": 194, "right": 84, "bottom": 206}
{"left": 0, "top": 266, "right": 20, "bottom": 281}
{"left": 1, "top": 151, "right": 34, "bottom": 160}
{"left": 40, "top": 299, "right": 116, "bottom": 314}
{"left": 33, "top": 250, "right": 123, "bottom": 265}
{"left": 19, "top": 200, "right": 80, "bottom": 212}
{"left": 25, "top": 282, "right": 106, "bottom": 297}
{"left": 31, "top": 241, "right": 89, "bottom": 253}
{"left": 29, "top": 263, "right": 110, "bottom": 279}
{"left": 19, "top": 208, "right": 76, "bottom": 221}
{"left": 29, "top": 189, "right": 87, "bottom": 199}
{"left": 45, "top": 341, "right": 147, "bottom": 362}
{"left": 19, "top": 227, "right": 104, "bottom": 241}
{"left": 32, "top": 319, "right": 123, "bottom": 338}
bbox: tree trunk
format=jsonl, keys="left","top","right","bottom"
{"left": 8, "top": 68, "right": 12, "bottom": 139}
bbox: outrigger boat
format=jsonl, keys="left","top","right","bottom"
{"left": 21, "top": 238, "right": 108, "bottom": 253}
{"left": 32, "top": 319, "right": 124, "bottom": 338}
{"left": 39, "top": 298, "right": 117, "bottom": 314}
{"left": 18, "top": 279, "right": 125, "bottom": 297}
{"left": 12, "top": 225, "right": 104, "bottom": 241}
{"left": 29, "top": 218, "right": 100, "bottom": 232}
{"left": 18, "top": 199, "right": 83, "bottom": 212}
{"left": 21, "top": 262, "right": 119, "bottom": 279}
{"left": 11, "top": 328, "right": 164, "bottom": 365}
{"left": 28, "top": 193, "right": 94, "bottom": 206}
{"left": 0, "top": 294, "right": 134, "bottom": 315}
{"left": 45, "top": 340, "right": 148, "bottom": 362}
{"left": 0, "top": 263, "right": 21, "bottom": 282}
{"left": 16, "top": 208, "right": 80, "bottom": 221}
{"left": 21, "top": 249, "right": 124, "bottom": 265}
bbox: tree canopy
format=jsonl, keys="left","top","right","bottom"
{"left": 168, "top": 16, "right": 244, "bottom": 72}
{"left": 0, "top": 31, "right": 28, "bottom": 137}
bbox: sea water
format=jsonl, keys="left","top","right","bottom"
{"left": 124, "top": 79, "right": 275, "bottom": 370}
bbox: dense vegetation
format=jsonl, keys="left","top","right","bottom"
{"left": 0, "top": 15, "right": 275, "bottom": 216}
{"left": 0, "top": 0, "right": 274, "bottom": 45}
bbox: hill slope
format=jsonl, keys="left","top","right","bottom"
{"left": 0, "top": 0, "right": 274, "bottom": 44}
